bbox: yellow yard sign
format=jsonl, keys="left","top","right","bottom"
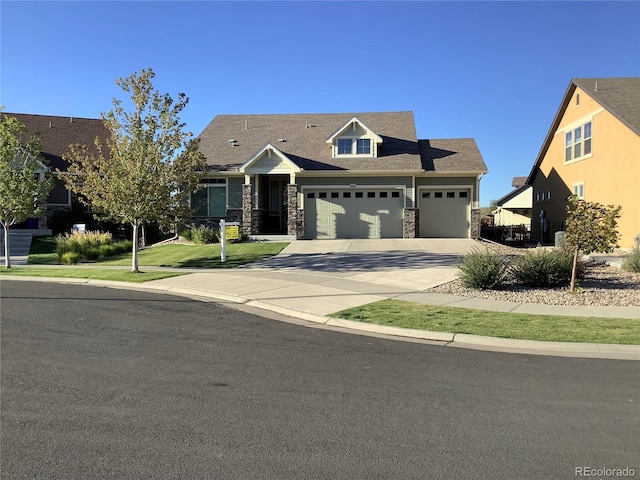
{"left": 225, "top": 225, "right": 239, "bottom": 240}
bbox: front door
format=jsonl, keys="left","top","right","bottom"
{"left": 267, "top": 178, "right": 287, "bottom": 233}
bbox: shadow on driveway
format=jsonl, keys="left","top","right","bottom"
{"left": 241, "top": 250, "right": 462, "bottom": 273}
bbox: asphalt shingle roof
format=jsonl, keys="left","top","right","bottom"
{"left": 2, "top": 113, "right": 108, "bottom": 171}
{"left": 198, "top": 111, "right": 487, "bottom": 173}
{"left": 418, "top": 138, "right": 488, "bottom": 173}
{"left": 573, "top": 78, "right": 640, "bottom": 135}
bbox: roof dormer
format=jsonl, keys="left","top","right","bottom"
{"left": 326, "top": 116, "right": 383, "bottom": 158}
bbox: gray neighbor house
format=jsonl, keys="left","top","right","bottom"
{"left": 194, "top": 111, "right": 488, "bottom": 240}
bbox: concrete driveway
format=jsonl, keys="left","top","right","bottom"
{"left": 242, "top": 238, "right": 481, "bottom": 290}
{"left": 147, "top": 238, "right": 480, "bottom": 318}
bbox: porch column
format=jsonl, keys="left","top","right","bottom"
{"left": 286, "top": 184, "right": 300, "bottom": 238}
{"left": 242, "top": 184, "right": 253, "bottom": 235}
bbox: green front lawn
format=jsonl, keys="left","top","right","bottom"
{"left": 27, "top": 241, "right": 289, "bottom": 268}
{"left": 332, "top": 299, "right": 640, "bottom": 345}
{"left": 97, "top": 242, "right": 289, "bottom": 268}
{"left": 0, "top": 267, "right": 186, "bottom": 283}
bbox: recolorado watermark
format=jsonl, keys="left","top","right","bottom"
{"left": 575, "top": 466, "right": 636, "bottom": 478}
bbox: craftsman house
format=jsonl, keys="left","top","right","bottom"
{"left": 195, "top": 111, "right": 488, "bottom": 239}
{"left": 526, "top": 78, "right": 640, "bottom": 248}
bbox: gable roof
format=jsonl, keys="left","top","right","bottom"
{"left": 197, "top": 112, "right": 423, "bottom": 172}
{"left": 526, "top": 77, "right": 640, "bottom": 184}
{"left": 1, "top": 113, "right": 109, "bottom": 171}
{"left": 325, "top": 116, "right": 383, "bottom": 144}
{"left": 418, "top": 138, "right": 488, "bottom": 173}
{"left": 239, "top": 143, "right": 302, "bottom": 173}
{"left": 198, "top": 111, "right": 488, "bottom": 174}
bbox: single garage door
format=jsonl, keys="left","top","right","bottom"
{"left": 304, "top": 189, "right": 404, "bottom": 239}
{"left": 419, "top": 189, "right": 470, "bottom": 238}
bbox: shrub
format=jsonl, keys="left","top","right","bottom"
{"left": 60, "top": 251, "right": 79, "bottom": 265}
{"left": 112, "top": 240, "right": 133, "bottom": 255}
{"left": 622, "top": 247, "right": 640, "bottom": 273}
{"left": 191, "top": 225, "right": 219, "bottom": 245}
{"left": 84, "top": 247, "right": 101, "bottom": 261}
{"left": 458, "top": 248, "right": 510, "bottom": 289}
{"left": 512, "top": 247, "right": 580, "bottom": 288}
{"left": 180, "top": 228, "right": 193, "bottom": 241}
{"left": 99, "top": 244, "right": 116, "bottom": 257}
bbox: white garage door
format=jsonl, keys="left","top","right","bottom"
{"left": 419, "top": 189, "right": 470, "bottom": 238}
{"left": 304, "top": 189, "right": 404, "bottom": 239}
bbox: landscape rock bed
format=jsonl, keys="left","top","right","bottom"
{"left": 428, "top": 241, "right": 640, "bottom": 307}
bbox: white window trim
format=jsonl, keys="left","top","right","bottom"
{"left": 333, "top": 135, "right": 375, "bottom": 158}
{"left": 572, "top": 182, "right": 585, "bottom": 199}
{"left": 562, "top": 109, "right": 602, "bottom": 165}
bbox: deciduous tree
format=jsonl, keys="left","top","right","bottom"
{"left": 0, "top": 111, "right": 53, "bottom": 268}
{"left": 565, "top": 195, "right": 621, "bottom": 292}
{"left": 62, "top": 69, "right": 207, "bottom": 272}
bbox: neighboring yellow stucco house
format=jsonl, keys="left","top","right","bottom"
{"left": 526, "top": 78, "right": 640, "bottom": 248}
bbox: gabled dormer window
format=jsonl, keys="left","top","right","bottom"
{"left": 326, "top": 116, "right": 383, "bottom": 158}
{"left": 338, "top": 138, "right": 352, "bottom": 155}
{"left": 357, "top": 139, "right": 371, "bottom": 154}
{"left": 335, "top": 137, "right": 372, "bottom": 155}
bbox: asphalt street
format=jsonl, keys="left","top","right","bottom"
{"left": 1, "top": 281, "right": 639, "bottom": 479}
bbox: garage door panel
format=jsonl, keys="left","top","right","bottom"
{"left": 304, "top": 189, "right": 403, "bottom": 239}
{"left": 419, "top": 189, "right": 470, "bottom": 238}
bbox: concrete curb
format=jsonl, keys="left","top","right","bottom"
{"left": 2, "top": 275, "right": 639, "bottom": 360}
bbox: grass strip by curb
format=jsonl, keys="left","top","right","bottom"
{"left": 332, "top": 299, "right": 640, "bottom": 345}
{"left": 0, "top": 267, "right": 186, "bottom": 283}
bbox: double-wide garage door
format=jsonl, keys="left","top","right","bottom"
{"left": 419, "top": 189, "right": 470, "bottom": 238}
{"left": 304, "top": 189, "right": 403, "bottom": 239}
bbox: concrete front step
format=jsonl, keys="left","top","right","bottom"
{"left": 1, "top": 232, "right": 34, "bottom": 257}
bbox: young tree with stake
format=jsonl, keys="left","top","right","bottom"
{"left": 62, "top": 69, "right": 207, "bottom": 272}
{"left": 565, "top": 195, "right": 621, "bottom": 292}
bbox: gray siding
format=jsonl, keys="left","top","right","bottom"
{"left": 228, "top": 177, "right": 243, "bottom": 209}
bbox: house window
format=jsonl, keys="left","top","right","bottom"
{"left": 565, "top": 121, "right": 592, "bottom": 162}
{"left": 356, "top": 139, "right": 371, "bottom": 155}
{"left": 336, "top": 137, "right": 373, "bottom": 156}
{"left": 546, "top": 190, "right": 551, "bottom": 201}
{"left": 192, "top": 182, "right": 226, "bottom": 217}
{"left": 337, "top": 138, "right": 352, "bottom": 155}
{"left": 573, "top": 183, "right": 584, "bottom": 199}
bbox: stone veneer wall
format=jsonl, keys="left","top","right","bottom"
{"left": 242, "top": 184, "right": 253, "bottom": 235}
{"left": 471, "top": 208, "right": 480, "bottom": 239}
{"left": 286, "top": 184, "right": 299, "bottom": 237}
{"left": 403, "top": 208, "right": 418, "bottom": 238}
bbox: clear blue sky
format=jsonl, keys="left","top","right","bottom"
{"left": 2, "top": 1, "right": 639, "bottom": 206}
